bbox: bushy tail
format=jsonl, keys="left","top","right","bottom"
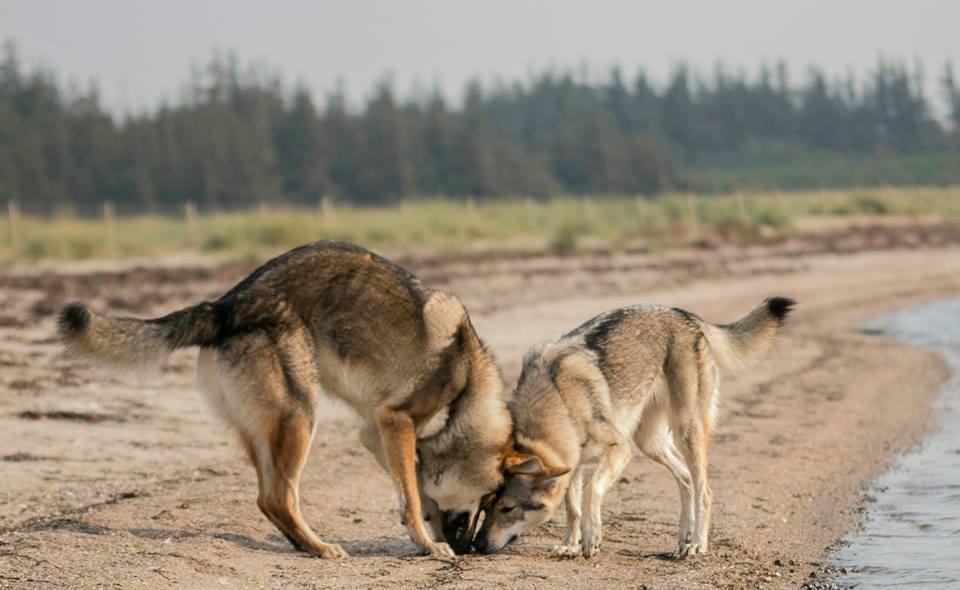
{"left": 57, "top": 301, "right": 223, "bottom": 372}
{"left": 700, "top": 297, "right": 795, "bottom": 374}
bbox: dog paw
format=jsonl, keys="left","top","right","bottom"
{"left": 675, "top": 542, "right": 707, "bottom": 559}
{"left": 581, "top": 530, "right": 602, "bottom": 558}
{"left": 675, "top": 531, "right": 691, "bottom": 556}
{"left": 551, "top": 543, "right": 582, "bottom": 558}
{"left": 316, "top": 543, "right": 349, "bottom": 559}
{"left": 422, "top": 541, "right": 457, "bottom": 558}
{"left": 582, "top": 539, "right": 602, "bottom": 558}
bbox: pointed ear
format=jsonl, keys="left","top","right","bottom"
{"left": 502, "top": 451, "right": 571, "bottom": 479}
{"left": 502, "top": 452, "right": 544, "bottom": 475}
{"left": 538, "top": 465, "right": 571, "bottom": 480}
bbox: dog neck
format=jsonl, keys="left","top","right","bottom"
{"left": 418, "top": 352, "right": 511, "bottom": 459}
{"left": 512, "top": 382, "right": 585, "bottom": 468}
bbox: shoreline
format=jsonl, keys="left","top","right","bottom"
{"left": 1, "top": 244, "right": 960, "bottom": 588}
{"left": 829, "top": 298, "right": 960, "bottom": 588}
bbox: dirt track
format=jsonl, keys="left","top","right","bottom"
{"left": 2, "top": 225, "right": 960, "bottom": 589}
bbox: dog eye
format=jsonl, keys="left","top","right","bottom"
{"left": 500, "top": 506, "right": 515, "bottom": 514}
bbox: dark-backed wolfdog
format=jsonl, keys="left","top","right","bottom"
{"left": 475, "top": 298, "right": 794, "bottom": 557}
{"left": 58, "top": 240, "right": 515, "bottom": 557}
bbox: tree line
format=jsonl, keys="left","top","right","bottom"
{"left": 1, "top": 41, "right": 958, "bottom": 215}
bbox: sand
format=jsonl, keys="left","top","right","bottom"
{"left": 2, "top": 228, "right": 959, "bottom": 589}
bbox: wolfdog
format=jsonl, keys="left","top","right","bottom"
{"left": 473, "top": 297, "right": 795, "bottom": 557}
{"left": 58, "top": 240, "right": 514, "bottom": 557}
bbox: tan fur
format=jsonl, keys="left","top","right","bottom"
{"left": 57, "top": 241, "right": 512, "bottom": 558}
{"left": 60, "top": 312, "right": 171, "bottom": 373}
{"left": 475, "top": 297, "right": 794, "bottom": 557}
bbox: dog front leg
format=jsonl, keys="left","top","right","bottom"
{"left": 376, "top": 407, "right": 455, "bottom": 557}
{"left": 552, "top": 466, "right": 583, "bottom": 557}
{"left": 360, "top": 420, "right": 412, "bottom": 525}
{"left": 581, "top": 437, "right": 632, "bottom": 558}
{"left": 418, "top": 469, "right": 444, "bottom": 541}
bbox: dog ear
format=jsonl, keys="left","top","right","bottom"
{"left": 537, "top": 465, "right": 571, "bottom": 480}
{"left": 502, "top": 453, "right": 571, "bottom": 479}
{"left": 502, "top": 452, "right": 544, "bottom": 475}
{"left": 479, "top": 491, "right": 498, "bottom": 509}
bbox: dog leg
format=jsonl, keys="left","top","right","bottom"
{"left": 635, "top": 408, "right": 696, "bottom": 555}
{"left": 552, "top": 466, "right": 583, "bottom": 557}
{"left": 662, "top": 440, "right": 696, "bottom": 555}
{"left": 361, "top": 411, "right": 443, "bottom": 540}
{"left": 359, "top": 419, "right": 388, "bottom": 470}
{"left": 217, "top": 337, "right": 346, "bottom": 559}
{"left": 376, "top": 406, "right": 455, "bottom": 557}
{"left": 248, "top": 416, "right": 349, "bottom": 559}
{"left": 359, "top": 420, "right": 411, "bottom": 525}
{"left": 581, "top": 432, "right": 632, "bottom": 558}
{"left": 674, "top": 419, "right": 711, "bottom": 558}
{"left": 666, "top": 345, "right": 715, "bottom": 559}
{"left": 638, "top": 432, "right": 695, "bottom": 555}
{"left": 361, "top": 419, "right": 442, "bottom": 540}
{"left": 420, "top": 488, "right": 444, "bottom": 542}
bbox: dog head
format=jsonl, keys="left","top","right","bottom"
{"left": 415, "top": 357, "right": 515, "bottom": 554}
{"left": 472, "top": 450, "right": 570, "bottom": 554}
{"left": 419, "top": 454, "right": 507, "bottom": 554}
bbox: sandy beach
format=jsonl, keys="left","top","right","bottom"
{"left": 2, "top": 227, "right": 960, "bottom": 589}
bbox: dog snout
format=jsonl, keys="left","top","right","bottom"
{"left": 472, "top": 531, "right": 493, "bottom": 554}
{"left": 441, "top": 510, "right": 474, "bottom": 554}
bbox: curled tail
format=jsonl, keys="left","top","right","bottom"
{"left": 700, "top": 297, "right": 795, "bottom": 374}
{"left": 57, "top": 301, "right": 223, "bottom": 372}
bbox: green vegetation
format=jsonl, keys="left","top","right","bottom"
{"left": 688, "top": 152, "right": 960, "bottom": 192}
{"left": 3, "top": 187, "right": 958, "bottom": 263}
{"left": 2, "top": 41, "right": 959, "bottom": 217}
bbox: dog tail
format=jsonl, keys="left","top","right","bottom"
{"left": 700, "top": 297, "right": 795, "bottom": 374}
{"left": 57, "top": 301, "right": 223, "bottom": 372}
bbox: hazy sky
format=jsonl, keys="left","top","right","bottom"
{"left": 2, "top": 0, "right": 958, "bottom": 112}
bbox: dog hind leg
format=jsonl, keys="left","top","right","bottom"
{"left": 250, "top": 415, "right": 349, "bottom": 558}
{"left": 666, "top": 348, "right": 714, "bottom": 558}
{"left": 214, "top": 335, "right": 347, "bottom": 558}
{"left": 635, "top": 422, "right": 695, "bottom": 556}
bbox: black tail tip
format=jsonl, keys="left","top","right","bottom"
{"left": 766, "top": 297, "right": 796, "bottom": 324}
{"left": 58, "top": 302, "right": 91, "bottom": 336}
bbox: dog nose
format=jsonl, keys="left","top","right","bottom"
{"left": 472, "top": 536, "right": 488, "bottom": 554}
{"left": 449, "top": 535, "right": 473, "bottom": 555}
{"left": 441, "top": 510, "right": 474, "bottom": 554}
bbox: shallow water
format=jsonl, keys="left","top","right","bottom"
{"left": 833, "top": 298, "right": 960, "bottom": 588}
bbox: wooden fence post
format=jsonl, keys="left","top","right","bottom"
{"left": 320, "top": 196, "right": 334, "bottom": 221}
{"left": 102, "top": 201, "right": 117, "bottom": 254}
{"left": 7, "top": 200, "right": 20, "bottom": 254}
{"left": 184, "top": 201, "right": 197, "bottom": 246}
{"left": 686, "top": 194, "right": 700, "bottom": 240}
{"left": 736, "top": 192, "right": 749, "bottom": 223}
{"left": 581, "top": 195, "right": 594, "bottom": 217}
{"left": 635, "top": 194, "right": 646, "bottom": 223}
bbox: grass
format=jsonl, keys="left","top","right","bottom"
{"left": 2, "top": 186, "right": 959, "bottom": 263}
{"left": 688, "top": 152, "right": 960, "bottom": 192}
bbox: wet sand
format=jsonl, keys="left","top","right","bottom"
{"left": 2, "top": 227, "right": 960, "bottom": 589}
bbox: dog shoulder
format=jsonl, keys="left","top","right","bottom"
{"left": 422, "top": 291, "right": 468, "bottom": 351}
{"left": 542, "top": 343, "right": 607, "bottom": 396}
